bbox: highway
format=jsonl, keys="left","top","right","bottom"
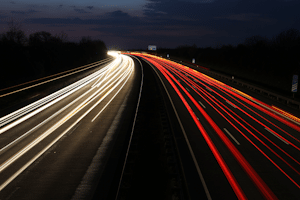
{"left": 130, "top": 53, "right": 300, "bottom": 200}
{"left": 0, "top": 52, "right": 142, "bottom": 200}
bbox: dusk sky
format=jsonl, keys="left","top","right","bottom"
{"left": 1, "top": 0, "right": 300, "bottom": 49}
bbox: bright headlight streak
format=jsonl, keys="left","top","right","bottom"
{"left": 1, "top": 56, "right": 128, "bottom": 153}
{"left": 91, "top": 60, "right": 119, "bottom": 88}
{"left": 91, "top": 55, "right": 122, "bottom": 88}
{"left": 0, "top": 62, "right": 128, "bottom": 153}
{"left": 0, "top": 58, "right": 122, "bottom": 133}
{"left": 0, "top": 55, "right": 132, "bottom": 192}
{"left": 0, "top": 63, "right": 122, "bottom": 152}
{"left": 1, "top": 58, "right": 118, "bottom": 123}
{"left": 0, "top": 63, "right": 112, "bottom": 124}
{"left": 94, "top": 57, "right": 125, "bottom": 88}
{"left": 0, "top": 55, "right": 133, "bottom": 173}
{"left": 91, "top": 66, "right": 111, "bottom": 88}
{"left": 91, "top": 57, "right": 134, "bottom": 122}
{"left": 0, "top": 64, "right": 112, "bottom": 128}
{"left": 0, "top": 58, "right": 114, "bottom": 98}
{"left": 93, "top": 58, "right": 129, "bottom": 94}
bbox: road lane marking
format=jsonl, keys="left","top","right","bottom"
{"left": 265, "top": 128, "right": 289, "bottom": 145}
{"left": 223, "top": 128, "right": 240, "bottom": 145}
{"left": 198, "top": 101, "right": 206, "bottom": 108}
{"left": 226, "top": 101, "right": 237, "bottom": 108}
{"left": 205, "top": 87, "right": 212, "bottom": 92}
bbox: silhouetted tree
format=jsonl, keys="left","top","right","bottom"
{"left": 273, "top": 28, "right": 300, "bottom": 49}
{"left": 1, "top": 19, "right": 27, "bottom": 46}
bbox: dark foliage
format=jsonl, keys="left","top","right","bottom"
{"left": 157, "top": 28, "right": 300, "bottom": 95}
{"left": 0, "top": 26, "right": 107, "bottom": 90}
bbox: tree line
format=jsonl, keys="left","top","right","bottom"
{"left": 158, "top": 28, "right": 300, "bottom": 96}
{"left": 0, "top": 22, "right": 107, "bottom": 90}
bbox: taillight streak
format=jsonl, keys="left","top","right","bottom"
{"left": 163, "top": 60, "right": 300, "bottom": 145}
{"left": 144, "top": 57, "right": 247, "bottom": 200}
{"left": 158, "top": 59, "right": 300, "bottom": 177}
{"left": 142, "top": 55, "right": 278, "bottom": 200}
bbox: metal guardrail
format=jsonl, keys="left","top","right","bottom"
{"left": 168, "top": 57, "right": 300, "bottom": 110}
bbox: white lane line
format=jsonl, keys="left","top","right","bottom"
{"left": 206, "top": 87, "right": 212, "bottom": 92}
{"left": 198, "top": 101, "right": 206, "bottom": 109}
{"left": 265, "top": 128, "right": 289, "bottom": 145}
{"left": 226, "top": 101, "right": 237, "bottom": 108}
{"left": 223, "top": 128, "right": 240, "bottom": 145}
{"left": 186, "top": 87, "right": 190, "bottom": 92}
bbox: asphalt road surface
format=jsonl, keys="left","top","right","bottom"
{"left": 0, "top": 52, "right": 142, "bottom": 200}
{"left": 131, "top": 53, "right": 300, "bottom": 200}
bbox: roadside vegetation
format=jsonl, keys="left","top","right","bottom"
{"left": 0, "top": 21, "right": 107, "bottom": 90}
{"left": 157, "top": 28, "right": 300, "bottom": 98}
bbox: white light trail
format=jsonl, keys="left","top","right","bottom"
{"left": 0, "top": 58, "right": 120, "bottom": 134}
{"left": 0, "top": 53, "right": 135, "bottom": 187}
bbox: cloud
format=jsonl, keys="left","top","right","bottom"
{"left": 25, "top": 17, "right": 85, "bottom": 25}
{"left": 215, "top": 13, "right": 276, "bottom": 24}
{"left": 10, "top": 9, "right": 38, "bottom": 15}
{"left": 104, "top": 10, "right": 131, "bottom": 18}
{"left": 180, "top": 0, "right": 215, "bottom": 3}
{"left": 74, "top": 9, "right": 90, "bottom": 14}
{"left": 216, "top": 13, "right": 262, "bottom": 22}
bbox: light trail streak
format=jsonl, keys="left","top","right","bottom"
{"left": 1, "top": 55, "right": 131, "bottom": 154}
{"left": 0, "top": 59, "right": 119, "bottom": 132}
{"left": 141, "top": 56, "right": 247, "bottom": 200}
{"left": 153, "top": 57, "right": 300, "bottom": 182}
{"left": 160, "top": 55, "right": 300, "bottom": 129}
{"left": 0, "top": 53, "right": 135, "bottom": 191}
{"left": 156, "top": 57, "right": 300, "bottom": 147}
{"left": 91, "top": 60, "right": 133, "bottom": 122}
{"left": 0, "top": 63, "right": 119, "bottom": 152}
{"left": 138, "top": 54, "right": 279, "bottom": 199}
{"left": 0, "top": 58, "right": 114, "bottom": 98}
